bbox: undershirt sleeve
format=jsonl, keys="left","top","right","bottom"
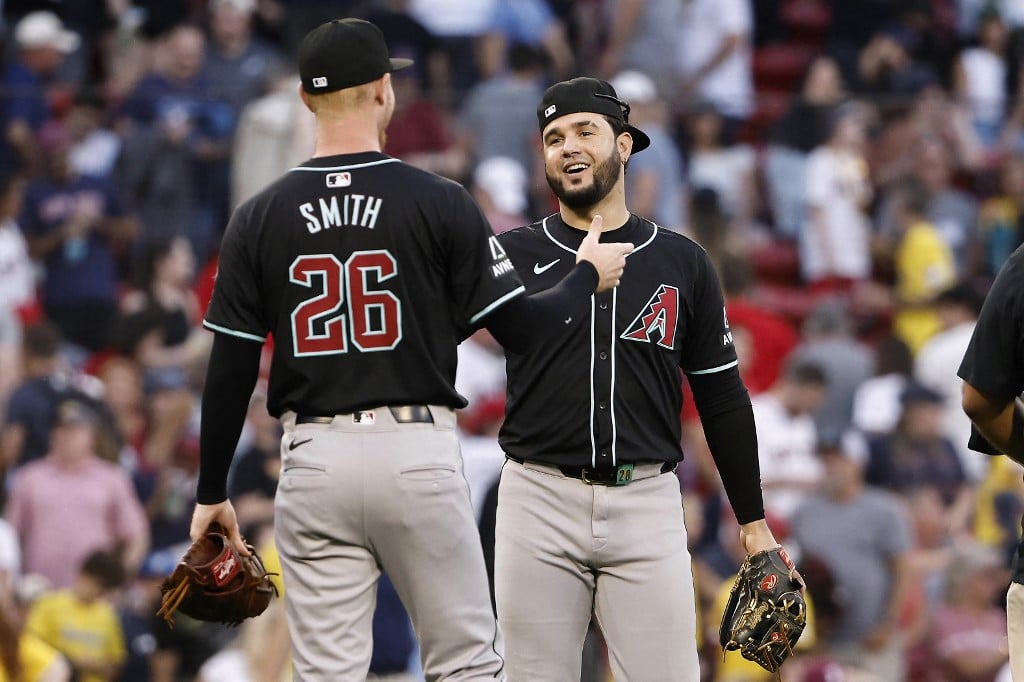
{"left": 482, "top": 261, "right": 598, "bottom": 353}
{"left": 195, "top": 333, "right": 263, "bottom": 504}
{"left": 689, "top": 367, "right": 765, "bottom": 524}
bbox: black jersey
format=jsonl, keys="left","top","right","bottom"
{"left": 959, "top": 243, "right": 1024, "bottom": 585}
{"left": 204, "top": 152, "right": 525, "bottom": 417}
{"left": 959, "top": 243, "right": 1024, "bottom": 403}
{"left": 497, "top": 214, "right": 737, "bottom": 468}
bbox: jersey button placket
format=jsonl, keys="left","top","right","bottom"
{"left": 592, "top": 291, "right": 614, "bottom": 463}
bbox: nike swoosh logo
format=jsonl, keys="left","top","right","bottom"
{"left": 288, "top": 438, "right": 313, "bottom": 451}
{"left": 534, "top": 259, "right": 560, "bottom": 275}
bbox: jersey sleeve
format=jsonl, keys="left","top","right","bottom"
{"left": 959, "top": 246, "right": 1024, "bottom": 400}
{"left": 444, "top": 186, "right": 525, "bottom": 326}
{"left": 680, "top": 247, "right": 739, "bottom": 376}
{"left": 203, "top": 204, "right": 269, "bottom": 343}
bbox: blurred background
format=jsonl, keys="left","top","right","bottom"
{"left": 0, "top": 0, "right": 1021, "bottom": 680}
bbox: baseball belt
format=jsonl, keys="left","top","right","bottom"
{"left": 295, "top": 405, "right": 433, "bottom": 425}
{"left": 506, "top": 455, "right": 674, "bottom": 486}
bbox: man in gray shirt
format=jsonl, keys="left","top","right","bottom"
{"left": 790, "top": 434, "right": 913, "bottom": 682}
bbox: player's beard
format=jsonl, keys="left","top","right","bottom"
{"left": 546, "top": 146, "right": 622, "bottom": 210}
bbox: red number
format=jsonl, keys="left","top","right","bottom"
{"left": 346, "top": 251, "right": 401, "bottom": 351}
{"left": 290, "top": 251, "right": 402, "bottom": 356}
{"left": 290, "top": 255, "right": 347, "bottom": 356}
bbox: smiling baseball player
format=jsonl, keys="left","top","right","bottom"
{"left": 493, "top": 77, "right": 790, "bottom": 680}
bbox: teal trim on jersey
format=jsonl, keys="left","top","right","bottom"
{"left": 468, "top": 285, "right": 526, "bottom": 325}
{"left": 685, "top": 359, "right": 739, "bottom": 375}
{"left": 203, "top": 320, "right": 266, "bottom": 343}
{"left": 290, "top": 158, "right": 401, "bottom": 172}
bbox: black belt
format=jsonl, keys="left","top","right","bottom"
{"left": 507, "top": 455, "right": 673, "bottom": 486}
{"left": 295, "top": 406, "right": 433, "bottom": 425}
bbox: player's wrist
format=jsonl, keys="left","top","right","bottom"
{"left": 196, "top": 489, "right": 229, "bottom": 505}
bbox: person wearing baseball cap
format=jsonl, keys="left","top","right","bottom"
{"left": 492, "top": 76, "right": 786, "bottom": 679}
{"left": 3, "top": 12, "right": 80, "bottom": 171}
{"left": 190, "top": 18, "right": 632, "bottom": 682}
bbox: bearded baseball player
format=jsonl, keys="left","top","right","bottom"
{"left": 187, "top": 21, "right": 631, "bottom": 681}
{"left": 493, "top": 77, "right": 790, "bottom": 680}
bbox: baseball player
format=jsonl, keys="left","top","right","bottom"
{"left": 960, "top": 246, "right": 1024, "bottom": 680}
{"left": 187, "top": 20, "right": 631, "bottom": 681}
{"left": 493, "top": 77, "right": 787, "bottom": 680}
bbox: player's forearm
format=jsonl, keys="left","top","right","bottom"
{"left": 486, "top": 261, "right": 598, "bottom": 353}
{"left": 196, "top": 333, "right": 263, "bottom": 504}
{"left": 697, "top": 398, "right": 765, "bottom": 524}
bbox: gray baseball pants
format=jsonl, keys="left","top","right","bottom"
{"left": 274, "top": 407, "right": 505, "bottom": 681}
{"left": 494, "top": 458, "right": 700, "bottom": 681}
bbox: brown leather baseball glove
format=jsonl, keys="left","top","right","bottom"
{"left": 719, "top": 546, "right": 807, "bottom": 673}
{"left": 156, "top": 523, "right": 278, "bottom": 627}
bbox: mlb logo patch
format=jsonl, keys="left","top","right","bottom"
{"left": 326, "top": 172, "right": 352, "bottom": 188}
{"left": 353, "top": 411, "right": 376, "bottom": 425}
{"left": 312, "top": 76, "right": 328, "bottom": 88}
{"left": 544, "top": 105, "right": 556, "bottom": 117}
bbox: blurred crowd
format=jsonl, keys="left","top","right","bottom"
{"left": 0, "top": 0, "right": 1023, "bottom": 680}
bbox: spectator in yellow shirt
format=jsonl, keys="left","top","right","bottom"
{"left": 0, "top": 578, "right": 70, "bottom": 682}
{"left": 892, "top": 177, "right": 956, "bottom": 354}
{"left": 25, "top": 551, "right": 126, "bottom": 682}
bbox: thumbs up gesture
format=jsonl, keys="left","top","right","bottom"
{"left": 576, "top": 215, "right": 633, "bottom": 292}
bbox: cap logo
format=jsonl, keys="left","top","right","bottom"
{"left": 544, "top": 105, "right": 556, "bottom": 117}
{"left": 312, "top": 76, "right": 328, "bottom": 88}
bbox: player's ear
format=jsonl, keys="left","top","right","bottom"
{"left": 618, "top": 131, "right": 633, "bottom": 164}
{"left": 375, "top": 74, "right": 391, "bottom": 105}
{"left": 298, "top": 83, "right": 314, "bottom": 113}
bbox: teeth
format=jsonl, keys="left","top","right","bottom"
{"left": 566, "top": 163, "right": 588, "bottom": 172}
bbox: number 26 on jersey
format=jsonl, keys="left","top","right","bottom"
{"left": 290, "top": 250, "right": 401, "bottom": 356}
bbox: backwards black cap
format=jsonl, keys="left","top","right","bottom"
{"left": 299, "top": 18, "right": 413, "bottom": 94}
{"left": 537, "top": 77, "right": 650, "bottom": 153}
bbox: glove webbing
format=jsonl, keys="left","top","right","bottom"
{"left": 156, "top": 579, "right": 192, "bottom": 629}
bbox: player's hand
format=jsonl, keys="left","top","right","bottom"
{"left": 739, "top": 519, "right": 780, "bottom": 556}
{"left": 740, "top": 520, "right": 804, "bottom": 589}
{"left": 190, "top": 500, "right": 251, "bottom": 557}
{"left": 576, "top": 215, "right": 633, "bottom": 292}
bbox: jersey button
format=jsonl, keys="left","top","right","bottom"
{"left": 599, "top": 351, "right": 608, "bottom": 360}
{"left": 599, "top": 302, "right": 608, "bottom": 310}
{"left": 599, "top": 401, "right": 607, "bottom": 410}
{"left": 601, "top": 450, "right": 608, "bottom": 457}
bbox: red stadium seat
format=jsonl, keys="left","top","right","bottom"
{"left": 780, "top": 0, "right": 831, "bottom": 49}
{"left": 752, "top": 45, "right": 817, "bottom": 93}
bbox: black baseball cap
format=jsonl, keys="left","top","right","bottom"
{"left": 298, "top": 18, "right": 413, "bottom": 95}
{"left": 537, "top": 77, "right": 650, "bottom": 153}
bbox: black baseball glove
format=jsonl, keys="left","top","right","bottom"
{"left": 719, "top": 546, "right": 807, "bottom": 673}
